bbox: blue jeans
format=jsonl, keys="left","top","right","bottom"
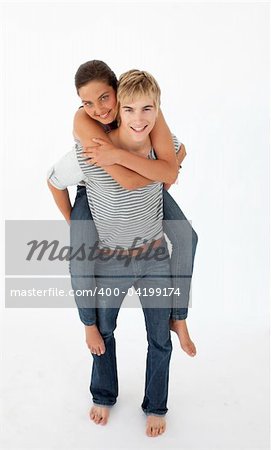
{"left": 69, "top": 186, "right": 99, "bottom": 325}
{"left": 163, "top": 190, "right": 198, "bottom": 319}
{"left": 70, "top": 186, "right": 198, "bottom": 325}
{"left": 91, "top": 240, "right": 172, "bottom": 416}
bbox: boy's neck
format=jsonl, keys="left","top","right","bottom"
{"left": 111, "top": 127, "right": 151, "bottom": 153}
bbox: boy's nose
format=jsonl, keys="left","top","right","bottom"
{"left": 133, "top": 114, "right": 145, "bottom": 125}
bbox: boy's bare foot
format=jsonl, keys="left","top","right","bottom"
{"left": 146, "top": 415, "right": 166, "bottom": 437}
{"left": 170, "top": 319, "right": 197, "bottom": 357}
{"left": 85, "top": 324, "right": 105, "bottom": 356}
{"left": 89, "top": 405, "right": 110, "bottom": 425}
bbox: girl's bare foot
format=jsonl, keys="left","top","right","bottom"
{"left": 170, "top": 319, "right": 197, "bottom": 357}
{"left": 146, "top": 415, "right": 166, "bottom": 437}
{"left": 85, "top": 324, "right": 105, "bottom": 356}
{"left": 89, "top": 405, "right": 110, "bottom": 425}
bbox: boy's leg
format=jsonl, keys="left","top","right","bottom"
{"left": 162, "top": 189, "right": 198, "bottom": 320}
{"left": 89, "top": 304, "right": 121, "bottom": 426}
{"left": 134, "top": 242, "right": 173, "bottom": 417}
{"left": 90, "top": 256, "right": 133, "bottom": 409}
{"left": 69, "top": 186, "right": 98, "bottom": 326}
{"left": 139, "top": 305, "right": 172, "bottom": 416}
{"left": 90, "top": 307, "right": 121, "bottom": 408}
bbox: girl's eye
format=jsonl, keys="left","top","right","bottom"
{"left": 101, "top": 95, "right": 109, "bottom": 101}
{"left": 144, "top": 108, "right": 151, "bottom": 111}
{"left": 83, "top": 102, "right": 92, "bottom": 107}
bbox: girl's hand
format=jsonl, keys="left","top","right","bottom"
{"left": 82, "top": 138, "right": 121, "bottom": 166}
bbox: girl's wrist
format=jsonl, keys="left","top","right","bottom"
{"left": 115, "top": 148, "right": 125, "bottom": 164}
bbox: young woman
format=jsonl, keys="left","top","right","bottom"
{"left": 48, "top": 60, "right": 198, "bottom": 359}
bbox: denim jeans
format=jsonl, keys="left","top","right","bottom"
{"left": 91, "top": 239, "right": 172, "bottom": 416}
{"left": 69, "top": 186, "right": 98, "bottom": 325}
{"left": 70, "top": 186, "right": 198, "bottom": 325}
{"left": 163, "top": 190, "right": 198, "bottom": 319}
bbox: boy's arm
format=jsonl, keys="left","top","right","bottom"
{"left": 47, "top": 181, "right": 72, "bottom": 223}
{"left": 47, "top": 147, "right": 90, "bottom": 222}
{"left": 47, "top": 149, "right": 84, "bottom": 222}
{"left": 74, "top": 109, "right": 153, "bottom": 189}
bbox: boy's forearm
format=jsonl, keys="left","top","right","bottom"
{"left": 47, "top": 180, "right": 72, "bottom": 223}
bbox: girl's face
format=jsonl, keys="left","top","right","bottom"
{"left": 78, "top": 80, "right": 117, "bottom": 124}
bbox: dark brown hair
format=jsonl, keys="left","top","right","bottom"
{"left": 74, "top": 60, "right": 118, "bottom": 94}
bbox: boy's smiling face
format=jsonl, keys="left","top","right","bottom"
{"left": 119, "top": 96, "right": 158, "bottom": 143}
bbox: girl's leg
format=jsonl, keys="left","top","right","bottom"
{"left": 162, "top": 189, "right": 198, "bottom": 320}
{"left": 70, "top": 185, "right": 99, "bottom": 326}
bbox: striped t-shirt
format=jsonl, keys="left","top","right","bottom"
{"left": 73, "top": 135, "right": 181, "bottom": 249}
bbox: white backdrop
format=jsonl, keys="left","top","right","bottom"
{"left": 1, "top": 2, "right": 270, "bottom": 450}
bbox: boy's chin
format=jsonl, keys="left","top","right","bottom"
{"left": 130, "top": 135, "right": 147, "bottom": 143}
{"left": 129, "top": 130, "right": 149, "bottom": 141}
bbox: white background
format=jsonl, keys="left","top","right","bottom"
{"left": 1, "top": 2, "right": 270, "bottom": 450}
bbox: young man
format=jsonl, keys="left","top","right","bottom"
{"left": 48, "top": 70, "right": 184, "bottom": 437}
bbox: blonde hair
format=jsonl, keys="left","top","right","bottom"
{"left": 117, "top": 69, "right": 161, "bottom": 111}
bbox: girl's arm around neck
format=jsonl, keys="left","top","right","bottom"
{"left": 163, "top": 144, "right": 187, "bottom": 191}
{"left": 73, "top": 108, "right": 153, "bottom": 190}
{"left": 114, "top": 109, "right": 179, "bottom": 184}
{"left": 80, "top": 108, "right": 182, "bottom": 184}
